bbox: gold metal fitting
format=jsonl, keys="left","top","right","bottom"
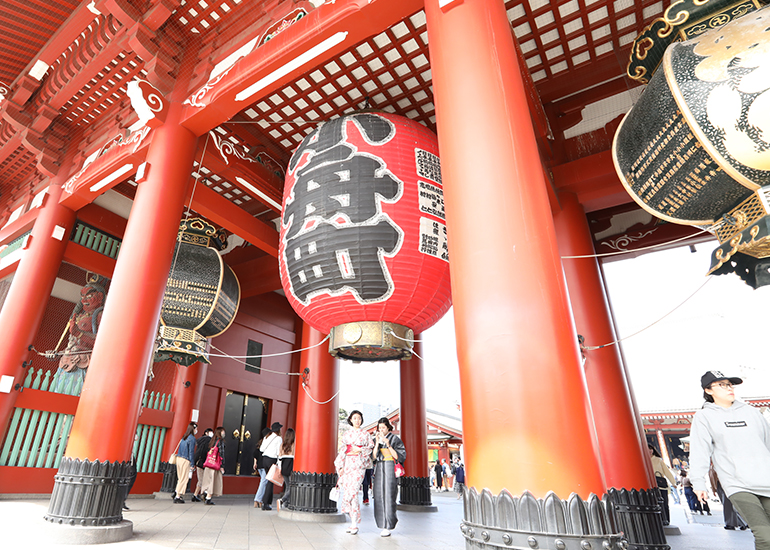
{"left": 329, "top": 321, "right": 414, "bottom": 362}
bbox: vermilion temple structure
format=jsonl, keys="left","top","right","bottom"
{"left": 0, "top": 0, "right": 748, "bottom": 547}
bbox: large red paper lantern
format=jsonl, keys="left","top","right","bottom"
{"left": 279, "top": 112, "right": 451, "bottom": 361}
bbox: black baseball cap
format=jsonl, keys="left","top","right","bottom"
{"left": 701, "top": 370, "right": 743, "bottom": 389}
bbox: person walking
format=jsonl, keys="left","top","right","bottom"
{"left": 443, "top": 459, "right": 454, "bottom": 490}
{"left": 433, "top": 460, "right": 443, "bottom": 491}
{"left": 372, "top": 417, "right": 406, "bottom": 537}
{"left": 681, "top": 469, "right": 710, "bottom": 515}
{"left": 334, "top": 410, "right": 374, "bottom": 534}
{"left": 648, "top": 445, "right": 677, "bottom": 525}
{"left": 362, "top": 465, "right": 373, "bottom": 506}
{"left": 691, "top": 370, "right": 770, "bottom": 548}
{"left": 709, "top": 463, "right": 749, "bottom": 530}
{"left": 192, "top": 428, "right": 213, "bottom": 502}
{"left": 276, "top": 428, "right": 295, "bottom": 511}
{"left": 454, "top": 458, "right": 465, "bottom": 500}
{"left": 253, "top": 427, "right": 271, "bottom": 508}
{"left": 201, "top": 426, "right": 225, "bottom": 505}
{"left": 173, "top": 422, "right": 197, "bottom": 503}
{"left": 260, "top": 422, "right": 283, "bottom": 511}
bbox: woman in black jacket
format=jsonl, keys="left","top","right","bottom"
{"left": 276, "top": 428, "right": 295, "bottom": 510}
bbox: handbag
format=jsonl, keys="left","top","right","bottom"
{"left": 394, "top": 463, "right": 405, "bottom": 478}
{"left": 329, "top": 486, "right": 339, "bottom": 502}
{"left": 169, "top": 441, "right": 181, "bottom": 466}
{"left": 266, "top": 463, "right": 284, "bottom": 486}
{"left": 203, "top": 444, "right": 223, "bottom": 470}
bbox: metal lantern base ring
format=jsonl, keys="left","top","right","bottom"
{"left": 462, "top": 487, "right": 668, "bottom": 550}
{"left": 155, "top": 326, "right": 209, "bottom": 365}
{"left": 329, "top": 321, "right": 413, "bottom": 362}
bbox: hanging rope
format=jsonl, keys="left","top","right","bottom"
{"left": 207, "top": 334, "right": 329, "bottom": 360}
{"left": 582, "top": 276, "right": 714, "bottom": 350}
{"left": 383, "top": 328, "right": 427, "bottom": 343}
{"left": 301, "top": 382, "right": 340, "bottom": 405}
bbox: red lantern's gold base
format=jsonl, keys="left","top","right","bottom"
{"left": 329, "top": 321, "right": 413, "bottom": 362}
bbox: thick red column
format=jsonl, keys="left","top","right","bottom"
{"left": 162, "top": 361, "right": 208, "bottom": 458}
{"left": 425, "top": 0, "right": 605, "bottom": 498}
{"left": 65, "top": 112, "right": 197, "bottom": 462}
{"left": 399, "top": 339, "right": 428, "bottom": 479}
{"left": 0, "top": 184, "right": 75, "bottom": 437}
{"left": 293, "top": 324, "right": 338, "bottom": 474}
{"left": 554, "top": 192, "right": 652, "bottom": 490}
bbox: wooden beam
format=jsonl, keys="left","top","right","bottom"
{"left": 189, "top": 181, "right": 278, "bottom": 257}
{"left": 62, "top": 241, "right": 117, "bottom": 278}
{"left": 180, "top": 0, "right": 424, "bottom": 136}
{"left": 232, "top": 255, "right": 281, "bottom": 298}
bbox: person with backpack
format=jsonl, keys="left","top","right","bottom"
{"left": 192, "top": 428, "right": 214, "bottom": 502}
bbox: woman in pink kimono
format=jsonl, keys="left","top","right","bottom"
{"left": 334, "top": 410, "right": 374, "bottom": 535}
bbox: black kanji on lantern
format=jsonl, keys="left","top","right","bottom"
{"left": 288, "top": 220, "right": 400, "bottom": 303}
{"left": 283, "top": 113, "right": 404, "bottom": 305}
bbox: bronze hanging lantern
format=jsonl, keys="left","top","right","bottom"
{"left": 155, "top": 218, "right": 241, "bottom": 365}
{"left": 615, "top": 4, "right": 770, "bottom": 287}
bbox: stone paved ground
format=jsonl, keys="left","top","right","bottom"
{"left": 1, "top": 490, "right": 755, "bottom": 550}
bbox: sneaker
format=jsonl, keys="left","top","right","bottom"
{"left": 263, "top": 505, "right": 272, "bottom": 511}
{"left": 123, "top": 503, "right": 129, "bottom": 511}
{"left": 173, "top": 498, "right": 185, "bottom": 504}
{"left": 380, "top": 529, "right": 391, "bottom": 537}
{"left": 205, "top": 499, "right": 215, "bottom": 505}
{"left": 725, "top": 526, "right": 736, "bottom": 530}
{"left": 191, "top": 495, "right": 202, "bottom": 503}
{"left": 363, "top": 500, "right": 369, "bottom": 505}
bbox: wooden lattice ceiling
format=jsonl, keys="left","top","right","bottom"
{"left": 0, "top": 0, "right": 666, "bottom": 222}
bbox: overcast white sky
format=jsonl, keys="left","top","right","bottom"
{"left": 339, "top": 240, "right": 770, "bottom": 416}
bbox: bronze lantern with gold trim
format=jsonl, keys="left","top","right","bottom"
{"left": 155, "top": 218, "right": 241, "bottom": 365}
{"left": 615, "top": 4, "right": 770, "bottom": 287}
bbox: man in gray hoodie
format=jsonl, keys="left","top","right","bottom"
{"left": 690, "top": 370, "right": 770, "bottom": 549}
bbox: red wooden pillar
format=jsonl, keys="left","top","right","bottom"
{"left": 0, "top": 184, "right": 75, "bottom": 438}
{"left": 291, "top": 323, "right": 339, "bottom": 513}
{"left": 46, "top": 111, "right": 197, "bottom": 530}
{"left": 554, "top": 192, "right": 653, "bottom": 491}
{"left": 398, "top": 338, "right": 433, "bottom": 507}
{"left": 424, "top": 0, "right": 605, "bottom": 500}
{"left": 163, "top": 361, "right": 208, "bottom": 459}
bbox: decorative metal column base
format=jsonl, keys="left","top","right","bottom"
{"left": 399, "top": 476, "right": 435, "bottom": 507}
{"left": 287, "top": 471, "right": 339, "bottom": 514}
{"left": 462, "top": 487, "right": 668, "bottom": 550}
{"left": 45, "top": 458, "right": 133, "bottom": 527}
{"left": 159, "top": 461, "right": 178, "bottom": 493}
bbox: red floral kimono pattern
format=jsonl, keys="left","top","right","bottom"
{"left": 334, "top": 427, "right": 374, "bottom": 524}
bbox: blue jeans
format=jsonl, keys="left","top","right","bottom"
{"left": 255, "top": 469, "right": 268, "bottom": 501}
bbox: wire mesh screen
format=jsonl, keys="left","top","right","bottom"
{"left": 145, "top": 360, "right": 177, "bottom": 397}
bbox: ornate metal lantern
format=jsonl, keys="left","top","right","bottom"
{"left": 614, "top": 5, "right": 770, "bottom": 287}
{"left": 279, "top": 111, "right": 451, "bottom": 361}
{"left": 156, "top": 218, "right": 241, "bottom": 365}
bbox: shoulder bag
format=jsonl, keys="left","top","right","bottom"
{"left": 169, "top": 441, "right": 181, "bottom": 466}
{"left": 203, "top": 444, "right": 223, "bottom": 470}
{"left": 266, "top": 463, "right": 284, "bottom": 486}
